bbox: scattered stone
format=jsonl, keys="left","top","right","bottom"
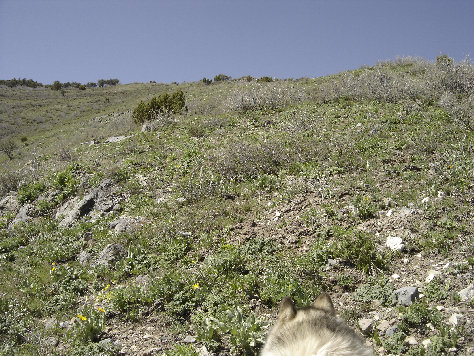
{"left": 44, "top": 336, "right": 59, "bottom": 347}
{"left": 393, "top": 287, "right": 419, "bottom": 306}
{"left": 99, "top": 338, "right": 114, "bottom": 348}
{"left": 273, "top": 210, "right": 281, "bottom": 221}
{"left": 78, "top": 250, "right": 92, "bottom": 265}
{"left": 176, "top": 197, "right": 186, "bottom": 204}
{"left": 183, "top": 335, "right": 196, "bottom": 343}
{"left": 391, "top": 274, "right": 400, "bottom": 280}
{"left": 43, "top": 317, "right": 57, "bottom": 330}
{"left": 134, "top": 275, "right": 151, "bottom": 288}
{"left": 458, "top": 284, "right": 474, "bottom": 301}
{"left": 436, "top": 305, "right": 444, "bottom": 311}
{"left": 399, "top": 207, "right": 414, "bottom": 216}
{"left": 425, "top": 270, "right": 441, "bottom": 283}
{"left": 93, "top": 244, "right": 126, "bottom": 267}
{"left": 199, "top": 346, "right": 211, "bottom": 356}
{"left": 0, "top": 195, "right": 19, "bottom": 213}
{"left": 405, "top": 335, "right": 418, "bottom": 345}
{"left": 385, "top": 325, "right": 399, "bottom": 337}
{"left": 105, "top": 135, "right": 130, "bottom": 143}
{"left": 376, "top": 320, "right": 391, "bottom": 334}
{"left": 9, "top": 203, "right": 34, "bottom": 227}
{"left": 108, "top": 217, "right": 138, "bottom": 234}
{"left": 386, "top": 236, "right": 404, "bottom": 251}
{"left": 358, "top": 318, "right": 374, "bottom": 335}
{"left": 421, "top": 196, "right": 430, "bottom": 204}
{"left": 422, "top": 339, "right": 431, "bottom": 349}
{"left": 448, "top": 313, "right": 464, "bottom": 327}
{"left": 143, "top": 348, "right": 161, "bottom": 356}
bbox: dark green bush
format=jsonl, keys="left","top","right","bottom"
{"left": 257, "top": 76, "right": 273, "bottom": 83}
{"left": 132, "top": 90, "right": 186, "bottom": 124}
{"left": 51, "top": 81, "right": 62, "bottom": 91}
{"left": 214, "top": 74, "right": 231, "bottom": 82}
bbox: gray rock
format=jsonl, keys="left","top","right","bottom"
{"left": 386, "top": 325, "right": 399, "bottom": 337}
{"left": 358, "top": 318, "right": 374, "bottom": 335}
{"left": 405, "top": 336, "right": 418, "bottom": 345}
{"left": 143, "top": 348, "right": 161, "bottom": 356}
{"left": 78, "top": 250, "right": 92, "bottom": 265}
{"left": 108, "top": 217, "right": 137, "bottom": 234}
{"left": 93, "top": 244, "right": 126, "bottom": 267}
{"left": 183, "top": 335, "right": 196, "bottom": 343}
{"left": 376, "top": 320, "right": 391, "bottom": 335}
{"left": 393, "top": 286, "right": 419, "bottom": 306}
{"left": 56, "top": 179, "right": 118, "bottom": 227}
{"left": 105, "top": 136, "right": 129, "bottom": 143}
{"left": 9, "top": 203, "right": 34, "bottom": 227}
{"left": 0, "top": 195, "right": 19, "bottom": 213}
{"left": 458, "top": 284, "right": 474, "bottom": 302}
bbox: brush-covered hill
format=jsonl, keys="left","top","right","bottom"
{"left": 0, "top": 57, "right": 473, "bottom": 355}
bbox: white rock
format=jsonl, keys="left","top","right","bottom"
{"left": 421, "top": 197, "right": 430, "bottom": 203}
{"left": 425, "top": 270, "right": 441, "bottom": 283}
{"left": 199, "top": 346, "right": 211, "bottom": 356}
{"left": 448, "top": 313, "right": 463, "bottom": 327}
{"left": 391, "top": 274, "right": 400, "bottom": 280}
{"left": 358, "top": 318, "right": 374, "bottom": 334}
{"left": 437, "top": 191, "right": 445, "bottom": 198}
{"left": 406, "top": 336, "right": 418, "bottom": 345}
{"left": 386, "top": 236, "right": 404, "bottom": 251}
{"left": 399, "top": 207, "right": 414, "bottom": 216}
{"left": 422, "top": 339, "right": 432, "bottom": 348}
{"left": 459, "top": 284, "right": 474, "bottom": 301}
{"left": 386, "top": 209, "right": 393, "bottom": 217}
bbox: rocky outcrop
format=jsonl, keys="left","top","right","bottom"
{"left": 56, "top": 179, "right": 121, "bottom": 227}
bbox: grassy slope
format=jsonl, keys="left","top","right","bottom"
{"left": 0, "top": 58, "right": 473, "bottom": 355}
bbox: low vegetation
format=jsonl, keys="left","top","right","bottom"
{"left": 0, "top": 56, "right": 472, "bottom": 355}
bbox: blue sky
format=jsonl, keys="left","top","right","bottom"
{"left": 0, "top": 0, "right": 473, "bottom": 84}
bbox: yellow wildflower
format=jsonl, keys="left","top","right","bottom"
{"left": 78, "top": 314, "right": 87, "bottom": 321}
{"left": 97, "top": 307, "right": 105, "bottom": 313}
{"left": 104, "top": 284, "right": 110, "bottom": 291}
{"left": 192, "top": 283, "right": 199, "bottom": 290}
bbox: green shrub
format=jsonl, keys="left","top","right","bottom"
{"left": 331, "top": 229, "right": 387, "bottom": 274}
{"left": 214, "top": 74, "right": 231, "bottom": 82}
{"left": 257, "top": 76, "right": 273, "bottom": 83}
{"left": 355, "top": 276, "right": 394, "bottom": 305}
{"left": 195, "top": 307, "right": 267, "bottom": 355}
{"left": 17, "top": 182, "right": 46, "bottom": 204}
{"left": 51, "top": 80, "right": 62, "bottom": 91}
{"left": 72, "top": 305, "right": 106, "bottom": 343}
{"left": 132, "top": 90, "right": 186, "bottom": 124}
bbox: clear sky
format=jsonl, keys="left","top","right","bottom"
{"left": 0, "top": 0, "right": 473, "bottom": 84}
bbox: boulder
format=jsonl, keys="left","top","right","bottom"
{"left": 56, "top": 179, "right": 119, "bottom": 227}
{"left": 92, "top": 244, "right": 126, "bottom": 267}
{"left": 393, "top": 287, "right": 419, "bottom": 306}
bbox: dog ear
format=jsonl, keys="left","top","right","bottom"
{"left": 313, "top": 293, "right": 335, "bottom": 315}
{"left": 278, "top": 297, "right": 297, "bottom": 321}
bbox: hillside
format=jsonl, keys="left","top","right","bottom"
{"left": 0, "top": 57, "right": 473, "bottom": 355}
